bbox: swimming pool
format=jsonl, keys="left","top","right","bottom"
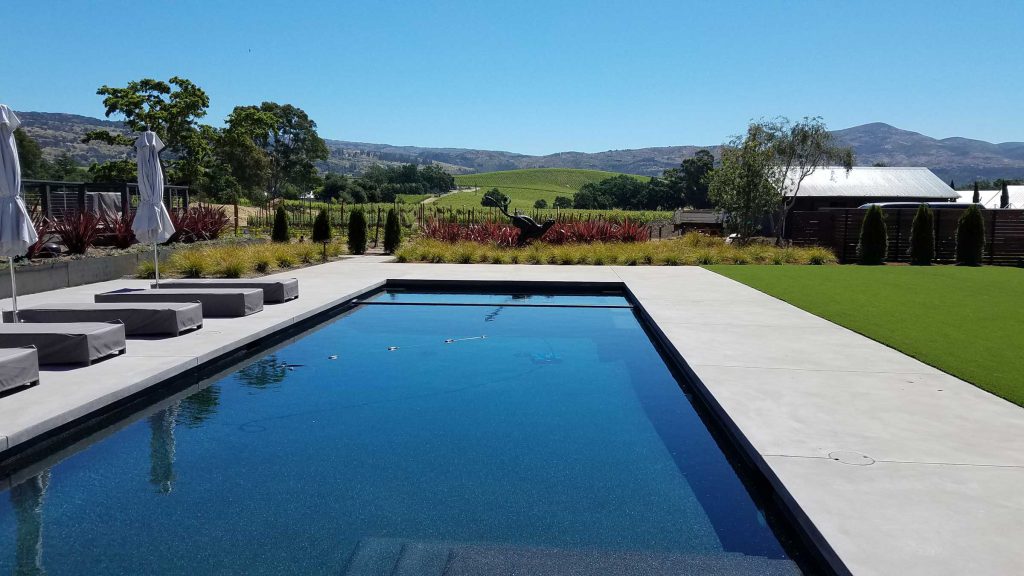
{"left": 0, "top": 289, "right": 816, "bottom": 575}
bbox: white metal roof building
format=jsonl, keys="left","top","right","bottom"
{"left": 790, "top": 166, "right": 958, "bottom": 199}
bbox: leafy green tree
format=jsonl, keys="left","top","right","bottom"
{"left": 552, "top": 196, "right": 572, "bottom": 209}
{"left": 1000, "top": 183, "right": 1010, "bottom": 208}
{"left": 383, "top": 208, "right": 401, "bottom": 254}
{"left": 215, "top": 106, "right": 276, "bottom": 201}
{"left": 243, "top": 102, "right": 329, "bottom": 199}
{"left": 972, "top": 182, "right": 980, "bottom": 203}
{"left": 659, "top": 149, "right": 714, "bottom": 209}
{"left": 83, "top": 76, "right": 211, "bottom": 186}
{"left": 858, "top": 205, "right": 888, "bottom": 265}
{"left": 419, "top": 164, "right": 455, "bottom": 193}
{"left": 481, "top": 188, "right": 510, "bottom": 209}
{"left": 909, "top": 204, "right": 934, "bottom": 265}
{"left": 311, "top": 209, "right": 332, "bottom": 243}
{"left": 533, "top": 199, "right": 548, "bottom": 209}
{"left": 955, "top": 205, "right": 985, "bottom": 266}
{"left": 14, "top": 129, "right": 48, "bottom": 179}
{"left": 708, "top": 125, "right": 779, "bottom": 239}
{"left": 271, "top": 206, "right": 290, "bottom": 243}
{"left": 88, "top": 159, "right": 137, "bottom": 182}
{"left": 319, "top": 173, "right": 349, "bottom": 202}
{"left": 574, "top": 175, "right": 649, "bottom": 209}
{"left": 347, "top": 208, "right": 368, "bottom": 254}
{"left": 764, "top": 116, "right": 854, "bottom": 241}
{"left": 51, "top": 153, "right": 90, "bottom": 181}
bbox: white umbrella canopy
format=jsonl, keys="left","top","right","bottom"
{"left": 133, "top": 130, "right": 175, "bottom": 285}
{"left": 0, "top": 104, "right": 39, "bottom": 321}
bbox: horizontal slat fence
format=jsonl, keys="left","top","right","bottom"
{"left": 790, "top": 208, "right": 1024, "bottom": 266}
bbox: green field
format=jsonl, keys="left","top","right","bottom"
{"left": 709, "top": 265, "right": 1024, "bottom": 406}
{"left": 440, "top": 168, "right": 650, "bottom": 211}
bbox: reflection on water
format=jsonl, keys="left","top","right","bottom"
{"left": 178, "top": 385, "right": 221, "bottom": 428}
{"left": 149, "top": 402, "right": 180, "bottom": 494}
{"left": 237, "top": 356, "right": 287, "bottom": 389}
{"left": 10, "top": 469, "right": 50, "bottom": 576}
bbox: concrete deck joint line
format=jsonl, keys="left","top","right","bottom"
{"left": 0, "top": 262, "right": 1021, "bottom": 576}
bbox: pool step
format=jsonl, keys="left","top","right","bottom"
{"left": 341, "top": 538, "right": 802, "bottom": 576}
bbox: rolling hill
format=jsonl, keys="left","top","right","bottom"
{"left": 442, "top": 168, "right": 649, "bottom": 211}
{"left": 13, "top": 111, "right": 1024, "bottom": 185}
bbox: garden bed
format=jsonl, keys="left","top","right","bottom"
{"left": 136, "top": 239, "right": 350, "bottom": 279}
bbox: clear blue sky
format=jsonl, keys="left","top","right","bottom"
{"left": 4, "top": 0, "right": 1022, "bottom": 154}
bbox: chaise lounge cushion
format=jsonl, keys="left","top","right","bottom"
{"left": 0, "top": 347, "right": 40, "bottom": 392}
{"left": 4, "top": 302, "right": 203, "bottom": 336}
{"left": 0, "top": 323, "right": 126, "bottom": 365}
{"left": 96, "top": 288, "right": 263, "bottom": 318}
{"left": 152, "top": 278, "right": 298, "bottom": 303}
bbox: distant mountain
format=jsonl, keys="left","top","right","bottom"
{"left": 14, "top": 111, "right": 1024, "bottom": 184}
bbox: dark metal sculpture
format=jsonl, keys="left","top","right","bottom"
{"left": 483, "top": 193, "right": 555, "bottom": 246}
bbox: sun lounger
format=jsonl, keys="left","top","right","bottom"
{"left": 4, "top": 302, "right": 203, "bottom": 336}
{"left": 0, "top": 323, "right": 126, "bottom": 365}
{"left": 152, "top": 278, "right": 299, "bottom": 303}
{"left": 96, "top": 288, "right": 263, "bottom": 317}
{"left": 0, "top": 347, "right": 40, "bottom": 392}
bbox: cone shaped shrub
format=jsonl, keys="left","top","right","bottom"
{"left": 271, "top": 206, "right": 289, "bottom": 243}
{"left": 383, "top": 208, "right": 401, "bottom": 254}
{"left": 955, "top": 204, "right": 985, "bottom": 266}
{"left": 312, "top": 209, "right": 332, "bottom": 243}
{"left": 909, "top": 204, "right": 935, "bottom": 265}
{"left": 857, "top": 205, "right": 887, "bottom": 265}
{"left": 347, "top": 208, "right": 368, "bottom": 255}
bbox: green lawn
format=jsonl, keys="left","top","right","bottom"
{"left": 708, "top": 265, "right": 1024, "bottom": 406}
{"left": 443, "top": 168, "right": 649, "bottom": 211}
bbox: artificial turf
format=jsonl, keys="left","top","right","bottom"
{"left": 707, "top": 265, "right": 1024, "bottom": 406}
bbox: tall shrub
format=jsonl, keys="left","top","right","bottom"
{"left": 909, "top": 204, "right": 934, "bottom": 265}
{"left": 383, "top": 208, "right": 401, "bottom": 254}
{"left": 955, "top": 204, "right": 985, "bottom": 266}
{"left": 857, "top": 205, "right": 887, "bottom": 265}
{"left": 271, "top": 206, "right": 289, "bottom": 243}
{"left": 311, "top": 209, "right": 331, "bottom": 243}
{"left": 347, "top": 208, "right": 367, "bottom": 255}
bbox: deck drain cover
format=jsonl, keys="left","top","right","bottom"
{"left": 828, "top": 450, "right": 875, "bottom": 466}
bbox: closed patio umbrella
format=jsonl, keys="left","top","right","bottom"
{"left": 0, "top": 104, "right": 39, "bottom": 322}
{"left": 133, "top": 130, "right": 175, "bottom": 286}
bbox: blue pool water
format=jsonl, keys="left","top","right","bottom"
{"left": 0, "top": 291, "right": 810, "bottom": 575}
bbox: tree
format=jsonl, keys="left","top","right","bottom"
{"left": 659, "top": 149, "right": 714, "bottom": 209}
{"left": 949, "top": 179, "right": 955, "bottom": 189}
{"left": 858, "top": 205, "right": 887, "bottom": 265}
{"left": 763, "top": 117, "right": 854, "bottom": 242}
{"left": 481, "top": 188, "right": 509, "bottom": 208}
{"left": 574, "top": 175, "right": 649, "bottom": 209}
{"left": 383, "top": 208, "right": 401, "bottom": 254}
{"left": 231, "top": 102, "right": 328, "bottom": 199}
{"left": 215, "top": 106, "right": 276, "bottom": 201}
{"left": 83, "top": 76, "right": 211, "bottom": 186}
{"left": 271, "top": 206, "right": 289, "bottom": 243}
{"left": 311, "top": 209, "right": 331, "bottom": 243}
{"left": 552, "top": 196, "right": 572, "bottom": 209}
{"left": 955, "top": 205, "right": 985, "bottom": 266}
{"left": 14, "top": 129, "right": 48, "bottom": 179}
{"left": 533, "top": 199, "right": 548, "bottom": 209}
{"left": 319, "top": 173, "right": 349, "bottom": 202}
{"left": 909, "top": 204, "right": 934, "bottom": 265}
{"left": 708, "top": 126, "right": 779, "bottom": 239}
{"left": 973, "top": 182, "right": 980, "bottom": 204}
{"left": 347, "top": 208, "right": 368, "bottom": 254}
{"left": 1000, "top": 183, "right": 1010, "bottom": 209}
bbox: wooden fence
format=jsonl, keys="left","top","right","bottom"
{"left": 790, "top": 208, "right": 1024, "bottom": 265}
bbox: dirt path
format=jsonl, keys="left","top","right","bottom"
{"left": 422, "top": 188, "right": 475, "bottom": 204}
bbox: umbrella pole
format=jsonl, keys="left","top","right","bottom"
{"left": 8, "top": 257, "right": 17, "bottom": 322}
{"left": 153, "top": 242, "right": 160, "bottom": 288}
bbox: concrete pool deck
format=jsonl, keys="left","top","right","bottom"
{"left": 0, "top": 260, "right": 1021, "bottom": 575}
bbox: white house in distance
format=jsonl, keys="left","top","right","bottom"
{"left": 955, "top": 185, "right": 1024, "bottom": 209}
{"left": 788, "top": 166, "right": 958, "bottom": 211}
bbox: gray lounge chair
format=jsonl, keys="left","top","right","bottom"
{"left": 0, "top": 347, "right": 40, "bottom": 392}
{"left": 96, "top": 288, "right": 263, "bottom": 318}
{"left": 4, "top": 302, "right": 203, "bottom": 336}
{"left": 152, "top": 278, "right": 298, "bottom": 303}
{"left": 0, "top": 323, "right": 126, "bottom": 365}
